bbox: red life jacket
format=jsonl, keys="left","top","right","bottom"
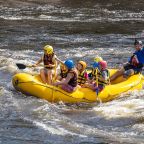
{"left": 131, "top": 55, "right": 139, "bottom": 66}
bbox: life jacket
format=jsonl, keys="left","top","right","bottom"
{"left": 134, "top": 48, "right": 144, "bottom": 65}
{"left": 129, "top": 48, "right": 144, "bottom": 68}
{"left": 91, "top": 68, "right": 101, "bottom": 80}
{"left": 130, "top": 55, "right": 139, "bottom": 66}
{"left": 43, "top": 53, "right": 54, "bottom": 68}
{"left": 68, "top": 70, "right": 78, "bottom": 87}
{"left": 60, "top": 69, "right": 67, "bottom": 78}
{"left": 96, "top": 69, "right": 110, "bottom": 86}
{"left": 78, "top": 70, "right": 87, "bottom": 85}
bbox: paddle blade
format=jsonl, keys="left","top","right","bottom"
{"left": 16, "top": 63, "right": 27, "bottom": 69}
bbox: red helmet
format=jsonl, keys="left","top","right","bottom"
{"left": 99, "top": 61, "right": 107, "bottom": 69}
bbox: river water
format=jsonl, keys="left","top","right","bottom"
{"left": 0, "top": 0, "right": 144, "bottom": 144}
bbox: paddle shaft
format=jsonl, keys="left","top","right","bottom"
{"left": 55, "top": 57, "right": 64, "bottom": 65}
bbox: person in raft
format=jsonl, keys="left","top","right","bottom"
{"left": 76, "top": 61, "right": 88, "bottom": 87}
{"left": 110, "top": 39, "right": 144, "bottom": 81}
{"left": 32, "top": 45, "right": 57, "bottom": 85}
{"left": 56, "top": 63, "right": 68, "bottom": 81}
{"left": 53, "top": 59, "right": 78, "bottom": 93}
{"left": 88, "top": 60, "right": 110, "bottom": 93}
{"left": 88, "top": 56, "right": 103, "bottom": 81}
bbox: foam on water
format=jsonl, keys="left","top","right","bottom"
{"left": 1, "top": 4, "right": 144, "bottom": 23}
{"left": 0, "top": 1, "right": 144, "bottom": 143}
{"left": 93, "top": 90, "right": 144, "bottom": 118}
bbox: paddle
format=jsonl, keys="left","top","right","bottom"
{"left": 52, "top": 59, "right": 58, "bottom": 82}
{"left": 16, "top": 63, "right": 33, "bottom": 69}
{"left": 16, "top": 57, "right": 63, "bottom": 71}
{"left": 55, "top": 57, "right": 64, "bottom": 65}
{"left": 95, "top": 68, "right": 103, "bottom": 104}
{"left": 92, "top": 62, "right": 102, "bottom": 102}
{"left": 51, "top": 57, "right": 63, "bottom": 102}
{"left": 95, "top": 68, "right": 99, "bottom": 95}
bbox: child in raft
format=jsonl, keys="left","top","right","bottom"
{"left": 88, "top": 58, "right": 110, "bottom": 93}
{"left": 76, "top": 61, "right": 89, "bottom": 87}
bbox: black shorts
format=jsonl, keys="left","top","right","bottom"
{"left": 45, "top": 67, "right": 54, "bottom": 70}
{"left": 123, "top": 63, "right": 142, "bottom": 74}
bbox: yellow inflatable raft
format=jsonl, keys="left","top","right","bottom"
{"left": 12, "top": 69, "right": 144, "bottom": 103}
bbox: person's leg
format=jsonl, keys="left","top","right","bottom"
{"left": 47, "top": 70, "right": 53, "bottom": 85}
{"left": 110, "top": 67, "right": 125, "bottom": 81}
{"left": 56, "top": 75, "right": 62, "bottom": 81}
{"left": 123, "top": 69, "right": 134, "bottom": 78}
{"left": 52, "top": 68, "right": 57, "bottom": 81}
{"left": 62, "top": 84, "right": 76, "bottom": 93}
{"left": 86, "top": 83, "right": 97, "bottom": 91}
{"left": 40, "top": 68, "right": 48, "bottom": 84}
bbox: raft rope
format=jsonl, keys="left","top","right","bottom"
{"left": 14, "top": 74, "right": 142, "bottom": 102}
{"left": 15, "top": 80, "right": 95, "bottom": 102}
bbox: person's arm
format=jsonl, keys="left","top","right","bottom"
{"left": 55, "top": 57, "right": 64, "bottom": 64}
{"left": 128, "top": 54, "right": 135, "bottom": 64}
{"left": 53, "top": 73, "right": 73, "bottom": 86}
{"left": 98, "top": 71, "right": 108, "bottom": 82}
{"left": 33, "top": 57, "right": 43, "bottom": 67}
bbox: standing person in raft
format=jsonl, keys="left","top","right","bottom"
{"left": 33, "top": 45, "right": 57, "bottom": 85}
{"left": 53, "top": 59, "right": 78, "bottom": 93}
{"left": 88, "top": 60, "right": 110, "bottom": 93}
{"left": 110, "top": 39, "right": 144, "bottom": 81}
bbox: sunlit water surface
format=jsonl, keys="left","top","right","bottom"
{"left": 0, "top": 0, "right": 144, "bottom": 143}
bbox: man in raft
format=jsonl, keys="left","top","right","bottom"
{"left": 110, "top": 39, "right": 144, "bottom": 81}
{"left": 53, "top": 59, "right": 78, "bottom": 93}
{"left": 33, "top": 45, "right": 57, "bottom": 85}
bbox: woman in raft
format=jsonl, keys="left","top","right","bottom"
{"left": 33, "top": 45, "right": 57, "bottom": 85}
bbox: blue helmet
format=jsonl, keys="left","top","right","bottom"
{"left": 92, "top": 62, "right": 99, "bottom": 69}
{"left": 64, "top": 59, "right": 74, "bottom": 69}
